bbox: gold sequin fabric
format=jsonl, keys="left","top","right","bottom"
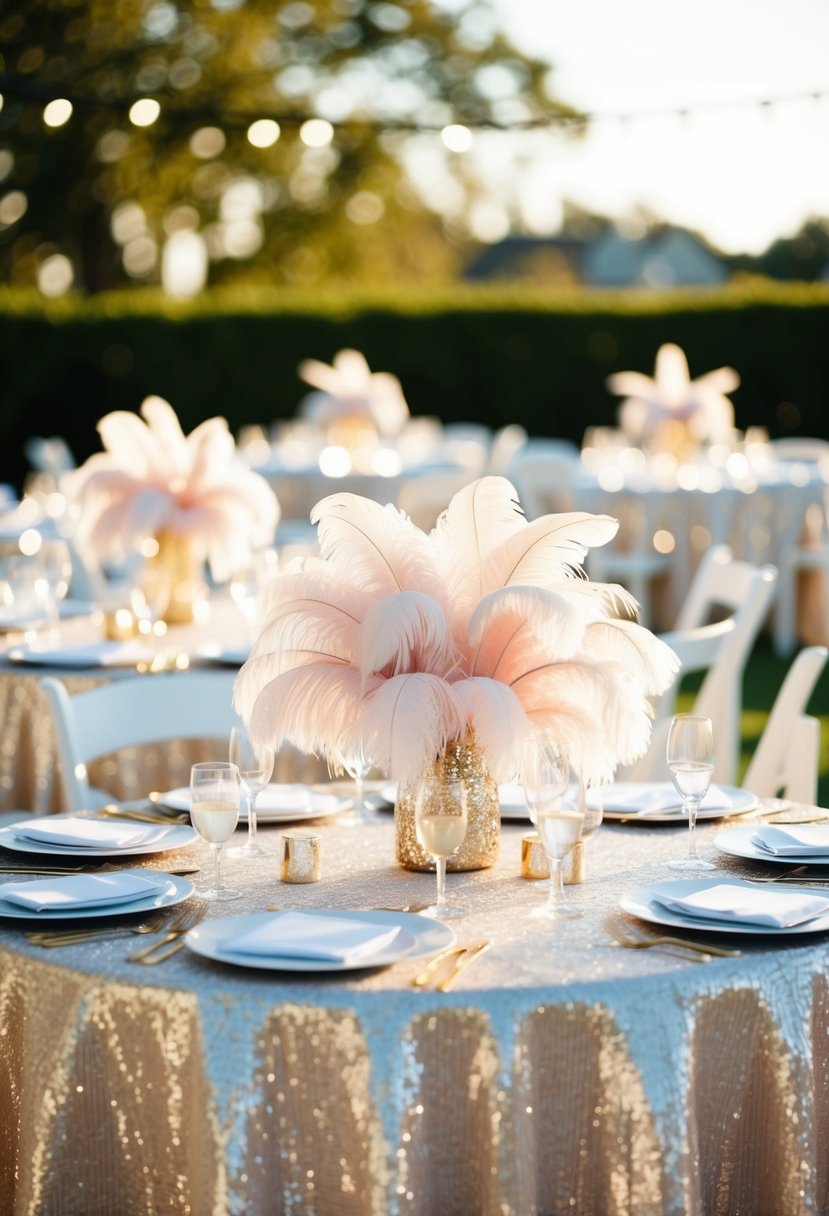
{"left": 1, "top": 810, "right": 827, "bottom": 1214}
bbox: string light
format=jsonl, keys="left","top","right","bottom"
{"left": 0, "top": 74, "right": 825, "bottom": 138}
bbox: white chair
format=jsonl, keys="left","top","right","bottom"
{"left": 42, "top": 671, "right": 240, "bottom": 812}
{"left": 584, "top": 490, "right": 674, "bottom": 629}
{"left": 487, "top": 424, "right": 527, "bottom": 474}
{"left": 742, "top": 645, "right": 828, "bottom": 803}
{"left": 397, "top": 471, "right": 474, "bottom": 532}
{"left": 622, "top": 546, "right": 778, "bottom": 784}
{"left": 766, "top": 441, "right": 829, "bottom": 656}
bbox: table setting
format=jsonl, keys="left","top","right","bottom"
{"left": 6, "top": 468, "right": 829, "bottom": 1215}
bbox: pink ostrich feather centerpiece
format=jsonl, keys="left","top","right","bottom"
{"left": 234, "top": 476, "right": 678, "bottom": 786}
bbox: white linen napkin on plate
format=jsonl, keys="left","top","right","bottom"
{"left": 226, "top": 911, "right": 402, "bottom": 963}
{"left": 1, "top": 871, "right": 165, "bottom": 912}
{"left": 750, "top": 825, "right": 829, "bottom": 857}
{"left": 653, "top": 882, "right": 829, "bottom": 928}
{"left": 11, "top": 817, "right": 175, "bottom": 849}
{"left": 10, "top": 640, "right": 151, "bottom": 668}
{"left": 598, "top": 782, "right": 733, "bottom": 814}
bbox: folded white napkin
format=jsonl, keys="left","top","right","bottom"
{"left": 653, "top": 882, "right": 829, "bottom": 928}
{"left": 254, "top": 786, "right": 312, "bottom": 813}
{"left": 1, "top": 870, "right": 164, "bottom": 912}
{"left": 12, "top": 817, "right": 174, "bottom": 850}
{"left": 598, "top": 782, "right": 732, "bottom": 814}
{"left": 226, "top": 911, "right": 402, "bottom": 963}
{"left": 12, "top": 640, "right": 151, "bottom": 668}
{"left": 751, "top": 825, "right": 829, "bottom": 857}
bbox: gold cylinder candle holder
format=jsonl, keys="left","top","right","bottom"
{"left": 520, "top": 833, "right": 584, "bottom": 885}
{"left": 280, "top": 831, "right": 321, "bottom": 884}
{"left": 103, "top": 607, "right": 138, "bottom": 641}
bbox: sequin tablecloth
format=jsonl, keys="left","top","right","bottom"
{"left": 2, "top": 810, "right": 828, "bottom": 1216}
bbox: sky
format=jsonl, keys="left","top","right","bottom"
{"left": 482, "top": 0, "right": 829, "bottom": 253}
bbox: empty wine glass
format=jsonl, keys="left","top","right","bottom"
{"left": 228, "top": 724, "right": 274, "bottom": 857}
{"left": 338, "top": 735, "right": 375, "bottom": 825}
{"left": 667, "top": 714, "right": 716, "bottom": 870}
{"left": 130, "top": 561, "right": 171, "bottom": 651}
{"left": 230, "top": 550, "right": 278, "bottom": 641}
{"left": 414, "top": 775, "right": 468, "bottom": 920}
{"left": 522, "top": 738, "right": 583, "bottom": 920}
{"left": 189, "top": 762, "right": 242, "bottom": 901}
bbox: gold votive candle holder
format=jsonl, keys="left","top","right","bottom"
{"left": 520, "top": 833, "right": 584, "bottom": 885}
{"left": 103, "top": 607, "right": 137, "bottom": 641}
{"left": 280, "top": 831, "right": 321, "bottom": 884}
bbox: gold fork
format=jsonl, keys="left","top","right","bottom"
{"left": 127, "top": 902, "right": 207, "bottom": 965}
{"left": 411, "top": 939, "right": 490, "bottom": 989}
{"left": 26, "top": 909, "right": 172, "bottom": 948}
{"left": 603, "top": 918, "right": 741, "bottom": 960}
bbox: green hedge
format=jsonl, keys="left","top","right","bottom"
{"left": 1, "top": 280, "right": 828, "bottom": 491}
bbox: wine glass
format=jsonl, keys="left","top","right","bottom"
{"left": 413, "top": 775, "right": 468, "bottom": 920}
{"left": 229, "top": 550, "right": 278, "bottom": 642}
{"left": 522, "top": 738, "right": 583, "bottom": 919}
{"left": 130, "top": 561, "right": 171, "bottom": 651}
{"left": 337, "top": 734, "right": 374, "bottom": 825}
{"left": 189, "top": 761, "right": 242, "bottom": 901}
{"left": 666, "top": 714, "right": 716, "bottom": 871}
{"left": 228, "top": 724, "right": 274, "bottom": 857}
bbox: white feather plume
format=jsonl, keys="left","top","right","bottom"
{"left": 312, "top": 493, "right": 438, "bottom": 596}
{"left": 469, "top": 584, "right": 593, "bottom": 663}
{"left": 361, "top": 673, "right": 465, "bottom": 786}
{"left": 479, "top": 512, "right": 619, "bottom": 595}
{"left": 433, "top": 476, "right": 526, "bottom": 604}
{"left": 580, "top": 619, "right": 679, "bottom": 695}
{"left": 451, "top": 676, "right": 531, "bottom": 782}
{"left": 355, "top": 591, "right": 457, "bottom": 679}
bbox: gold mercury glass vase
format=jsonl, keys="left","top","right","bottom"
{"left": 395, "top": 731, "right": 500, "bottom": 872}
{"left": 152, "top": 530, "right": 203, "bottom": 625}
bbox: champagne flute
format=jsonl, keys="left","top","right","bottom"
{"left": 413, "top": 775, "right": 468, "bottom": 920}
{"left": 666, "top": 714, "right": 716, "bottom": 870}
{"left": 189, "top": 761, "right": 242, "bottom": 901}
{"left": 228, "top": 725, "right": 274, "bottom": 857}
{"left": 522, "top": 738, "right": 582, "bottom": 919}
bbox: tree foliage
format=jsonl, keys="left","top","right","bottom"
{"left": 0, "top": 0, "right": 573, "bottom": 292}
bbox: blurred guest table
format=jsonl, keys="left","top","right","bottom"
{"left": 0, "top": 599, "right": 323, "bottom": 813}
{"left": 1, "top": 808, "right": 826, "bottom": 1215}
{"left": 521, "top": 435, "right": 829, "bottom": 629}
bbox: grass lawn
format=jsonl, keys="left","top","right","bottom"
{"left": 676, "top": 640, "right": 829, "bottom": 804}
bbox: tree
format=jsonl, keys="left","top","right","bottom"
{"left": 0, "top": 0, "right": 576, "bottom": 292}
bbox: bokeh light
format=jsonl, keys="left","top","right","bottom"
{"left": 43, "top": 99, "right": 73, "bottom": 128}
{"left": 129, "top": 98, "right": 161, "bottom": 127}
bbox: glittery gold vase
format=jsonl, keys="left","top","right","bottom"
{"left": 152, "top": 530, "right": 204, "bottom": 625}
{"left": 395, "top": 733, "right": 500, "bottom": 872}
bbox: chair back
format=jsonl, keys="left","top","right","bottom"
{"left": 42, "top": 671, "right": 240, "bottom": 812}
{"left": 622, "top": 550, "right": 778, "bottom": 783}
{"left": 742, "top": 645, "right": 828, "bottom": 803}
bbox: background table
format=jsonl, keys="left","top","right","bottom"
{"left": 2, "top": 809, "right": 826, "bottom": 1215}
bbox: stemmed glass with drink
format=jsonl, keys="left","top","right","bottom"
{"left": 413, "top": 775, "right": 468, "bottom": 920}
{"left": 666, "top": 714, "right": 716, "bottom": 871}
{"left": 522, "top": 737, "right": 583, "bottom": 920}
{"left": 228, "top": 724, "right": 274, "bottom": 857}
{"left": 189, "top": 761, "right": 242, "bottom": 901}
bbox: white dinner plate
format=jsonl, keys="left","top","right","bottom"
{"left": 195, "top": 642, "right": 250, "bottom": 667}
{"left": 597, "top": 783, "right": 758, "bottom": 824}
{"left": 621, "top": 876, "right": 829, "bottom": 936}
{"left": 377, "top": 782, "right": 601, "bottom": 822}
{"left": 715, "top": 823, "right": 829, "bottom": 867}
{"left": 157, "top": 785, "right": 351, "bottom": 824}
{"left": 0, "top": 818, "right": 198, "bottom": 858}
{"left": 6, "top": 639, "right": 153, "bottom": 668}
{"left": 0, "top": 871, "right": 193, "bottom": 921}
{"left": 185, "top": 908, "right": 456, "bottom": 972}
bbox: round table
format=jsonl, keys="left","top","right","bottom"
{"left": 1, "top": 809, "right": 826, "bottom": 1216}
